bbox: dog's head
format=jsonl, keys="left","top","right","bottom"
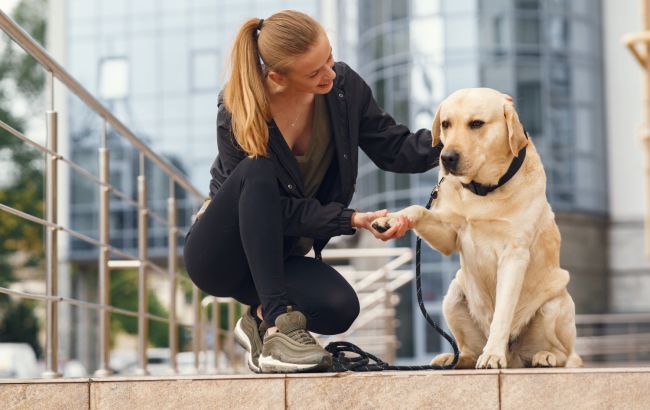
{"left": 432, "top": 88, "right": 528, "bottom": 185}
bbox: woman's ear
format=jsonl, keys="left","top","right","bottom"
{"left": 267, "top": 70, "right": 288, "bottom": 88}
{"left": 431, "top": 104, "right": 442, "bottom": 147}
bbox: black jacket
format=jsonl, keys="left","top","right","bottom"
{"left": 209, "top": 62, "right": 442, "bottom": 257}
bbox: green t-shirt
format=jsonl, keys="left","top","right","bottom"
{"left": 291, "top": 94, "right": 334, "bottom": 255}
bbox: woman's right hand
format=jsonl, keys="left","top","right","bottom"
{"left": 352, "top": 209, "right": 411, "bottom": 241}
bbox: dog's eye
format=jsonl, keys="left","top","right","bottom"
{"left": 469, "top": 120, "right": 485, "bottom": 129}
{"left": 441, "top": 120, "right": 451, "bottom": 129}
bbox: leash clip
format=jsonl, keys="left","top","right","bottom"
{"left": 428, "top": 177, "right": 445, "bottom": 207}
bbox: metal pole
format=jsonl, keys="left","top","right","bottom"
{"left": 212, "top": 299, "right": 220, "bottom": 373}
{"left": 228, "top": 300, "right": 238, "bottom": 372}
{"left": 643, "top": 0, "right": 650, "bottom": 259}
{"left": 42, "top": 107, "right": 60, "bottom": 378}
{"left": 192, "top": 285, "right": 200, "bottom": 374}
{"left": 95, "top": 120, "right": 112, "bottom": 376}
{"left": 135, "top": 154, "right": 149, "bottom": 376}
{"left": 167, "top": 180, "right": 178, "bottom": 374}
{"left": 383, "top": 267, "right": 395, "bottom": 364}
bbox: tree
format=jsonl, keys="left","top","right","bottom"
{"left": 0, "top": 0, "right": 47, "bottom": 357}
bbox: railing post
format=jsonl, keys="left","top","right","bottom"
{"left": 192, "top": 285, "right": 200, "bottom": 374}
{"left": 135, "top": 154, "right": 149, "bottom": 376}
{"left": 168, "top": 180, "right": 178, "bottom": 374}
{"left": 95, "top": 120, "right": 112, "bottom": 376}
{"left": 42, "top": 101, "right": 61, "bottom": 378}
{"left": 383, "top": 266, "right": 395, "bottom": 364}
{"left": 212, "top": 298, "right": 220, "bottom": 373}
{"left": 227, "top": 300, "right": 238, "bottom": 372}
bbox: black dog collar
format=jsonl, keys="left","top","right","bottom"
{"left": 461, "top": 145, "right": 527, "bottom": 196}
{"left": 436, "top": 128, "right": 529, "bottom": 197}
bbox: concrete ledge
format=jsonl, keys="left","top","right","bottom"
{"left": 500, "top": 367, "right": 650, "bottom": 410}
{"left": 2, "top": 368, "right": 650, "bottom": 410}
{"left": 91, "top": 374, "right": 286, "bottom": 410}
{"left": 0, "top": 378, "right": 89, "bottom": 410}
{"left": 285, "top": 370, "right": 499, "bottom": 410}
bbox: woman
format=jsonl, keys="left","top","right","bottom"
{"left": 184, "top": 10, "right": 440, "bottom": 373}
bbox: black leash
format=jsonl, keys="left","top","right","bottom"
{"left": 325, "top": 181, "right": 460, "bottom": 371}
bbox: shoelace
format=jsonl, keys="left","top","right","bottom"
{"left": 286, "top": 328, "right": 317, "bottom": 345}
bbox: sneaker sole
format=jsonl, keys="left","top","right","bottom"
{"left": 258, "top": 353, "right": 331, "bottom": 373}
{"left": 234, "top": 318, "right": 261, "bottom": 373}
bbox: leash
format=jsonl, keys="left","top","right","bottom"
{"left": 325, "top": 179, "right": 460, "bottom": 371}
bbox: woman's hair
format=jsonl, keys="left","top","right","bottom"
{"left": 223, "top": 10, "right": 325, "bottom": 157}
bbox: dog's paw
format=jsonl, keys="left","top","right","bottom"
{"left": 476, "top": 352, "right": 507, "bottom": 369}
{"left": 532, "top": 351, "right": 557, "bottom": 368}
{"left": 371, "top": 216, "right": 395, "bottom": 233}
{"left": 431, "top": 353, "right": 456, "bottom": 367}
{"left": 431, "top": 353, "right": 476, "bottom": 369}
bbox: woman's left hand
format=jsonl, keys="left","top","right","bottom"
{"left": 352, "top": 210, "right": 412, "bottom": 241}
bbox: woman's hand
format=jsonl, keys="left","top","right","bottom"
{"left": 352, "top": 210, "right": 412, "bottom": 241}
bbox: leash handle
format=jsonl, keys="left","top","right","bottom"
{"left": 325, "top": 179, "right": 460, "bottom": 371}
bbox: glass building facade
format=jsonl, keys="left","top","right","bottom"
{"left": 351, "top": 0, "right": 607, "bottom": 362}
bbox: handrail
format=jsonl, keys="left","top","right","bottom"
{"left": 0, "top": 8, "right": 208, "bottom": 378}
{"left": 0, "top": 9, "right": 202, "bottom": 200}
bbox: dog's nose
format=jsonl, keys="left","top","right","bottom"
{"left": 441, "top": 150, "right": 460, "bottom": 171}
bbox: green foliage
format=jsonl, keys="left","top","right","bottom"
{"left": 0, "top": 0, "right": 47, "bottom": 284}
{"left": 0, "top": 0, "right": 47, "bottom": 355}
{"left": 109, "top": 269, "right": 172, "bottom": 348}
{"left": 0, "top": 299, "right": 42, "bottom": 357}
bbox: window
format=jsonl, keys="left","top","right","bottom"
{"left": 190, "top": 50, "right": 220, "bottom": 92}
{"left": 98, "top": 57, "right": 129, "bottom": 100}
{"left": 516, "top": 66, "right": 542, "bottom": 136}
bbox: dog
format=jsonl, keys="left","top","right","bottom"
{"left": 372, "top": 88, "right": 582, "bottom": 369}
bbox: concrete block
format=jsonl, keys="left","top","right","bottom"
{"left": 285, "top": 370, "right": 500, "bottom": 410}
{"left": 0, "top": 378, "right": 89, "bottom": 410}
{"left": 90, "top": 375, "right": 286, "bottom": 410}
{"left": 500, "top": 368, "right": 650, "bottom": 410}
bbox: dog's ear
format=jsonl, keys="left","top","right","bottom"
{"left": 504, "top": 103, "right": 528, "bottom": 157}
{"left": 431, "top": 104, "right": 442, "bottom": 147}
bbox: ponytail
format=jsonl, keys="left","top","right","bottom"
{"left": 224, "top": 18, "right": 270, "bottom": 157}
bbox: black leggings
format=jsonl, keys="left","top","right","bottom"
{"left": 183, "top": 157, "right": 359, "bottom": 335}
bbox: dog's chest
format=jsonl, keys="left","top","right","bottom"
{"left": 457, "top": 221, "right": 508, "bottom": 279}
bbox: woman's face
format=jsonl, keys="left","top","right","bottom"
{"left": 271, "top": 33, "right": 336, "bottom": 94}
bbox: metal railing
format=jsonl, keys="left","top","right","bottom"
{"left": 0, "top": 9, "right": 205, "bottom": 377}
{"left": 312, "top": 247, "right": 414, "bottom": 364}
{"left": 576, "top": 313, "right": 650, "bottom": 366}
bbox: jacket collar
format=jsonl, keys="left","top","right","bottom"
{"left": 267, "top": 120, "right": 306, "bottom": 196}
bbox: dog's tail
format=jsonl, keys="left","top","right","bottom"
{"left": 565, "top": 351, "right": 583, "bottom": 368}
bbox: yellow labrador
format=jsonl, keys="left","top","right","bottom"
{"left": 372, "top": 88, "right": 582, "bottom": 369}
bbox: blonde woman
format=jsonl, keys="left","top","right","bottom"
{"left": 184, "top": 10, "right": 441, "bottom": 373}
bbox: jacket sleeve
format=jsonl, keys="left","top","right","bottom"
{"left": 280, "top": 198, "right": 356, "bottom": 239}
{"left": 351, "top": 69, "right": 442, "bottom": 173}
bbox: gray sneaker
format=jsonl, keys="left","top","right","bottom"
{"left": 234, "top": 306, "right": 264, "bottom": 373}
{"left": 258, "top": 307, "right": 332, "bottom": 373}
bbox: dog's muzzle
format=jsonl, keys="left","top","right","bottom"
{"left": 441, "top": 150, "right": 460, "bottom": 173}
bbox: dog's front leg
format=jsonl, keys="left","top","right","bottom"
{"left": 476, "top": 244, "right": 530, "bottom": 369}
{"left": 372, "top": 205, "right": 457, "bottom": 255}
